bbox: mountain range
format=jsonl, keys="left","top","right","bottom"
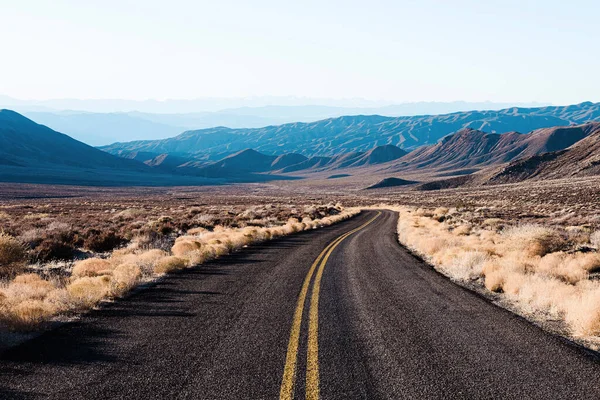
{"left": 1, "top": 100, "right": 549, "bottom": 146}
{"left": 101, "top": 102, "right": 600, "bottom": 161}
{"left": 1, "top": 102, "right": 600, "bottom": 188}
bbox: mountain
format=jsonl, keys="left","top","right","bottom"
{"left": 270, "top": 153, "right": 308, "bottom": 170}
{"left": 193, "top": 149, "right": 278, "bottom": 178}
{"left": 354, "top": 145, "right": 408, "bottom": 166}
{"left": 101, "top": 102, "right": 600, "bottom": 159}
{"left": 0, "top": 110, "right": 219, "bottom": 186}
{"left": 388, "top": 123, "right": 592, "bottom": 172}
{"left": 486, "top": 123, "right": 600, "bottom": 184}
{"left": 0, "top": 110, "right": 148, "bottom": 170}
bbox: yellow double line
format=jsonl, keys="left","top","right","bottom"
{"left": 279, "top": 211, "right": 381, "bottom": 400}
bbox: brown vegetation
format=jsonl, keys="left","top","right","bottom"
{"left": 0, "top": 188, "right": 358, "bottom": 331}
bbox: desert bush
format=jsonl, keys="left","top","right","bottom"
{"left": 2, "top": 300, "right": 58, "bottom": 331}
{"left": 33, "top": 238, "right": 76, "bottom": 262}
{"left": 67, "top": 276, "right": 111, "bottom": 308}
{"left": 565, "top": 285, "right": 600, "bottom": 336}
{"left": 2, "top": 274, "right": 56, "bottom": 303}
{"left": 0, "top": 232, "right": 26, "bottom": 277}
{"left": 502, "top": 224, "right": 566, "bottom": 256}
{"left": 453, "top": 224, "right": 472, "bottom": 236}
{"left": 154, "top": 256, "right": 187, "bottom": 274}
{"left": 172, "top": 239, "right": 202, "bottom": 257}
{"left": 111, "top": 264, "right": 142, "bottom": 295}
{"left": 71, "top": 258, "right": 114, "bottom": 278}
{"left": 83, "top": 229, "right": 127, "bottom": 252}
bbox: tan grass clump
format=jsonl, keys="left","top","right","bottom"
{"left": 2, "top": 300, "right": 58, "bottom": 330}
{"left": 502, "top": 224, "right": 565, "bottom": 257}
{"left": 565, "top": 285, "right": 600, "bottom": 336}
{"left": 154, "top": 256, "right": 187, "bottom": 274}
{"left": 172, "top": 239, "right": 202, "bottom": 257}
{"left": 71, "top": 258, "right": 114, "bottom": 278}
{"left": 66, "top": 276, "right": 111, "bottom": 308}
{"left": 111, "top": 264, "right": 142, "bottom": 295}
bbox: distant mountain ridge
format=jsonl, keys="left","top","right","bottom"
{"left": 0, "top": 110, "right": 219, "bottom": 186}
{"left": 101, "top": 102, "right": 600, "bottom": 159}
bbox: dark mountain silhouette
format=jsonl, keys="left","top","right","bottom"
{"left": 100, "top": 102, "right": 600, "bottom": 158}
{"left": 0, "top": 110, "right": 148, "bottom": 170}
{"left": 0, "top": 110, "right": 220, "bottom": 186}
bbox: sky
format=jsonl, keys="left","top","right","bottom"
{"left": 0, "top": 0, "right": 598, "bottom": 105}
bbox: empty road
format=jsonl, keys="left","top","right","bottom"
{"left": 1, "top": 210, "right": 599, "bottom": 399}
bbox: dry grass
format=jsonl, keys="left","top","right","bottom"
{"left": 71, "top": 258, "right": 114, "bottom": 278}
{"left": 66, "top": 276, "right": 111, "bottom": 308}
{"left": 154, "top": 256, "right": 187, "bottom": 274}
{"left": 391, "top": 205, "right": 600, "bottom": 340}
{"left": 0, "top": 200, "right": 358, "bottom": 331}
{"left": 0, "top": 232, "right": 26, "bottom": 276}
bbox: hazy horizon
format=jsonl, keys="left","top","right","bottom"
{"left": 1, "top": 1, "right": 598, "bottom": 106}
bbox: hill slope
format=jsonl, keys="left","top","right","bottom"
{"left": 0, "top": 110, "right": 220, "bottom": 186}
{"left": 384, "top": 123, "right": 594, "bottom": 173}
{"left": 486, "top": 123, "right": 600, "bottom": 184}
{"left": 0, "top": 110, "right": 148, "bottom": 170}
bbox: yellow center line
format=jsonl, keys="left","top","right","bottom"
{"left": 305, "top": 212, "right": 380, "bottom": 400}
{"left": 279, "top": 211, "right": 381, "bottom": 400}
{"left": 279, "top": 236, "right": 342, "bottom": 400}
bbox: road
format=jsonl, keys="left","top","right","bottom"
{"left": 1, "top": 210, "right": 599, "bottom": 399}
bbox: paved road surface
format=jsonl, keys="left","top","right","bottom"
{"left": 1, "top": 210, "right": 599, "bottom": 399}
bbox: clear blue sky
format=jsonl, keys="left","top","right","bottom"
{"left": 0, "top": 0, "right": 597, "bottom": 104}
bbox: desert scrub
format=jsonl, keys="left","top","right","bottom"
{"left": 0, "top": 232, "right": 26, "bottom": 276}
{"left": 392, "top": 205, "right": 600, "bottom": 341}
{"left": 0, "top": 206, "right": 360, "bottom": 331}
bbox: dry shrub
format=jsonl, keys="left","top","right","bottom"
{"left": 0, "top": 232, "right": 26, "bottom": 276}
{"left": 111, "top": 249, "right": 167, "bottom": 274}
{"left": 172, "top": 239, "right": 201, "bottom": 257}
{"left": 3, "top": 300, "right": 57, "bottom": 330}
{"left": 83, "top": 229, "right": 126, "bottom": 252}
{"left": 67, "top": 276, "right": 111, "bottom": 307}
{"left": 453, "top": 224, "right": 472, "bottom": 236}
{"left": 154, "top": 256, "right": 187, "bottom": 274}
{"left": 111, "top": 264, "right": 142, "bottom": 295}
{"left": 502, "top": 224, "right": 566, "bottom": 256}
{"left": 538, "top": 252, "right": 597, "bottom": 284}
{"left": 3, "top": 274, "right": 56, "bottom": 304}
{"left": 565, "top": 285, "right": 600, "bottom": 336}
{"left": 71, "top": 258, "right": 114, "bottom": 278}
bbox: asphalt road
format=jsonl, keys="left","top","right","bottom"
{"left": 1, "top": 210, "right": 599, "bottom": 399}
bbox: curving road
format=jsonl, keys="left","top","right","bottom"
{"left": 1, "top": 210, "right": 599, "bottom": 399}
